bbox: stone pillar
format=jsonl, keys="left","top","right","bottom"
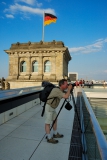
{"left": 7, "top": 53, "right": 19, "bottom": 80}
{"left": 63, "top": 52, "right": 68, "bottom": 77}
{"left": 24, "top": 56, "right": 31, "bottom": 80}
{"left": 37, "top": 56, "right": 43, "bottom": 80}
{"left": 50, "top": 56, "right": 56, "bottom": 81}
{"left": 56, "top": 52, "right": 64, "bottom": 80}
{"left": 14, "top": 54, "right": 19, "bottom": 79}
{"left": 28, "top": 56, "right": 31, "bottom": 73}
{"left": 39, "top": 56, "right": 43, "bottom": 74}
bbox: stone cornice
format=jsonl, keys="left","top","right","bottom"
{"left": 5, "top": 50, "right": 64, "bottom": 55}
{"left": 5, "top": 50, "right": 71, "bottom": 61}
{"left": 4, "top": 41, "right": 71, "bottom": 61}
{"left": 9, "top": 40, "right": 65, "bottom": 50}
{"left": 5, "top": 47, "right": 67, "bottom": 53}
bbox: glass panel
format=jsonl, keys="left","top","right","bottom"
{"left": 23, "top": 62, "right": 26, "bottom": 72}
{"left": 33, "top": 61, "right": 38, "bottom": 72}
{"left": 46, "top": 61, "right": 51, "bottom": 65}
{"left": 21, "top": 61, "right": 26, "bottom": 72}
{"left": 44, "top": 61, "right": 51, "bottom": 72}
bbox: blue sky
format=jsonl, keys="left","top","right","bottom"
{"left": 0, "top": 0, "right": 107, "bottom": 81}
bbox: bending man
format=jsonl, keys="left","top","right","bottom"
{"left": 44, "top": 79, "right": 72, "bottom": 144}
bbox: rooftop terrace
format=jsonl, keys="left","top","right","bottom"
{"left": 0, "top": 99, "right": 74, "bottom": 160}
{"left": 0, "top": 86, "right": 107, "bottom": 160}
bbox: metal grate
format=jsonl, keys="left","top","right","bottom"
{"left": 68, "top": 95, "right": 82, "bottom": 160}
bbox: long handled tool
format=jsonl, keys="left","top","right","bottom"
{"left": 50, "top": 99, "right": 66, "bottom": 131}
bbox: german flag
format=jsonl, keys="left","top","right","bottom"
{"left": 44, "top": 13, "right": 57, "bottom": 26}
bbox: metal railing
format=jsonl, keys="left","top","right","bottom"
{"left": 69, "top": 88, "right": 107, "bottom": 160}
{"left": 0, "top": 86, "right": 42, "bottom": 101}
{"left": 82, "top": 90, "right": 107, "bottom": 160}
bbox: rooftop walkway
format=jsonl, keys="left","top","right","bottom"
{"left": 0, "top": 99, "right": 74, "bottom": 160}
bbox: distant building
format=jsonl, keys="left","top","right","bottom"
{"left": 4, "top": 40, "right": 71, "bottom": 89}
{"left": 68, "top": 72, "right": 78, "bottom": 82}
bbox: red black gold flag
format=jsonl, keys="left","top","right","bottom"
{"left": 44, "top": 13, "right": 57, "bottom": 26}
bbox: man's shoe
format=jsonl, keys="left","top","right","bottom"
{"left": 47, "top": 138, "right": 58, "bottom": 144}
{"left": 53, "top": 132, "right": 64, "bottom": 138}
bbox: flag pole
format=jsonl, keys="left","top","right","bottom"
{"left": 42, "top": 11, "right": 45, "bottom": 42}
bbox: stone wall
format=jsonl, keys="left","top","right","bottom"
{"left": 8, "top": 81, "right": 58, "bottom": 89}
{"left": 4, "top": 40, "right": 72, "bottom": 89}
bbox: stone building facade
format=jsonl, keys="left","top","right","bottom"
{"left": 5, "top": 40, "right": 71, "bottom": 89}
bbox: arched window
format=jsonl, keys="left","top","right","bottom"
{"left": 44, "top": 60, "right": 51, "bottom": 72}
{"left": 20, "top": 61, "right": 26, "bottom": 72}
{"left": 32, "top": 61, "right": 38, "bottom": 72}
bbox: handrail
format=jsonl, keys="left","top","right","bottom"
{"left": 0, "top": 83, "right": 57, "bottom": 101}
{"left": 82, "top": 90, "right": 107, "bottom": 160}
{"left": 0, "top": 86, "right": 42, "bottom": 101}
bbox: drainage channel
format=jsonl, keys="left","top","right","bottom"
{"left": 68, "top": 96, "right": 82, "bottom": 160}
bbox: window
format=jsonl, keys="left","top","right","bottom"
{"left": 44, "top": 60, "right": 51, "bottom": 72}
{"left": 32, "top": 61, "right": 38, "bottom": 72}
{"left": 20, "top": 61, "right": 26, "bottom": 72}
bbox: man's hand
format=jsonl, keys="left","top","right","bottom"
{"left": 68, "top": 84, "right": 72, "bottom": 91}
{"left": 63, "top": 84, "right": 73, "bottom": 99}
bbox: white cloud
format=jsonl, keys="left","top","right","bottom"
{"left": 5, "top": 14, "right": 14, "bottom": 18}
{"left": 36, "top": 2, "right": 42, "bottom": 7}
{"left": 2, "top": 2, "right": 6, "bottom": 5}
{"left": 4, "top": 3, "right": 55, "bottom": 17}
{"left": 104, "top": 38, "right": 107, "bottom": 42}
{"left": 104, "top": 70, "right": 107, "bottom": 73}
{"left": 14, "top": 0, "right": 43, "bottom": 7}
{"left": 69, "top": 38, "right": 107, "bottom": 54}
{"left": 21, "top": 15, "right": 30, "bottom": 20}
{"left": 14, "top": 0, "right": 35, "bottom": 5}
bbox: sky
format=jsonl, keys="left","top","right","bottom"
{"left": 0, "top": 0, "right": 107, "bottom": 81}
